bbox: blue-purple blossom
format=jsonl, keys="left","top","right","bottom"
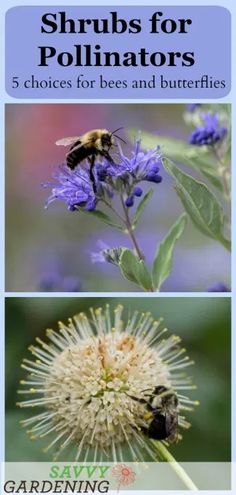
{"left": 187, "top": 103, "right": 201, "bottom": 112}
{"left": 43, "top": 165, "right": 97, "bottom": 211}
{"left": 118, "top": 140, "right": 162, "bottom": 184}
{"left": 207, "top": 282, "right": 230, "bottom": 292}
{"left": 114, "top": 140, "right": 162, "bottom": 207}
{"left": 90, "top": 240, "right": 124, "bottom": 266}
{"left": 95, "top": 161, "right": 124, "bottom": 181}
{"left": 188, "top": 114, "right": 227, "bottom": 146}
{"left": 133, "top": 186, "right": 143, "bottom": 197}
{"left": 125, "top": 196, "right": 135, "bottom": 207}
{"left": 95, "top": 141, "right": 162, "bottom": 188}
{"left": 125, "top": 186, "right": 143, "bottom": 207}
{"left": 38, "top": 272, "right": 82, "bottom": 292}
{"left": 43, "top": 140, "right": 162, "bottom": 212}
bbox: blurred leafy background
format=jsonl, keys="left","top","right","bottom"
{"left": 5, "top": 297, "right": 231, "bottom": 461}
{"left": 5, "top": 104, "right": 230, "bottom": 292}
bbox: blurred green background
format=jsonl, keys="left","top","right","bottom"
{"left": 5, "top": 297, "right": 231, "bottom": 462}
{"left": 5, "top": 104, "right": 230, "bottom": 292}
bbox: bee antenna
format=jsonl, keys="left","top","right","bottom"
{"left": 114, "top": 135, "right": 127, "bottom": 145}
{"left": 111, "top": 126, "right": 124, "bottom": 135}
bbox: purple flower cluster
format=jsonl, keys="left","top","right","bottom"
{"left": 44, "top": 166, "right": 97, "bottom": 212}
{"left": 101, "top": 140, "right": 162, "bottom": 207}
{"left": 119, "top": 140, "right": 162, "bottom": 182}
{"left": 43, "top": 140, "right": 162, "bottom": 212}
{"left": 188, "top": 114, "right": 227, "bottom": 146}
{"left": 128, "top": 149, "right": 161, "bottom": 205}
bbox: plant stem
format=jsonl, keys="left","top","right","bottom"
{"left": 103, "top": 199, "right": 126, "bottom": 225}
{"left": 153, "top": 441, "right": 198, "bottom": 490}
{"left": 120, "top": 195, "right": 145, "bottom": 261}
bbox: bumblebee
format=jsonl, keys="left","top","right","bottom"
{"left": 56, "top": 127, "right": 125, "bottom": 192}
{"left": 130, "top": 385, "right": 179, "bottom": 443}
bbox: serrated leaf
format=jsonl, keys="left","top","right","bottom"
{"left": 163, "top": 159, "right": 231, "bottom": 251}
{"left": 119, "top": 249, "right": 153, "bottom": 291}
{"left": 152, "top": 213, "right": 187, "bottom": 290}
{"left": 128, "top": 129, "right": 223, "bottom": 191}
{"left": 133, "top": 189, "right": 153, "bottom": 228}
{"left": 81, "top": 209, "right": 123, "bottom": 230}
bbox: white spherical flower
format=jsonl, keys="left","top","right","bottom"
{"left": 17, "top": 305, "right": 198, "bottom": 461}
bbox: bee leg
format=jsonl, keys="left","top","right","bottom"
{"left": 88, "top": 155, "right": 97, "bottom": 194}
{"left": 124, "top": 393, "right": 147, "bottom": 404}
{"left": 100, "top": 150, "right": 114, "bottom": 164}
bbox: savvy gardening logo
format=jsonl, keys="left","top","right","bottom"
{"left": 3, "top": 463, "right": 136, "bottom": 493}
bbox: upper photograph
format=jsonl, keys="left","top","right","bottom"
{"left": 5, "top": 103, "right": 231, "bottom": 292}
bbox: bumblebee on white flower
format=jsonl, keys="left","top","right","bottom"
{"left": 17, "top": 305, "right": 198, "bottom": 461}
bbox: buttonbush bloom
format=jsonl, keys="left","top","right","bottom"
{"left": 188, "top": 114, "right": 227, "bottom": 146}
{"left": 17, "top": 305, "right": 198, "bottom": 462}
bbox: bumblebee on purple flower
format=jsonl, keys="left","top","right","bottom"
{"left": 43, "top": 137, "right": 163, "bottom": 271}
{"left": 44, "top": 138, "right": 162, "bottom": 213}
{"left": 43, "top": 106, "right": 231, "bottom": 292}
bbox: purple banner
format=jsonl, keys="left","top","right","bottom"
{"left": 5, "top": 6, "right": 231, "bottom": 99}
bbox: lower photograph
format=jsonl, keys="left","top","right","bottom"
{"left": 5, "top": 296, "right": 231, "bottom": 491}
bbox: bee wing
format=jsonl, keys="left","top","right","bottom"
{"left": 55, "top": 137, "right": 81, "bottom": 146}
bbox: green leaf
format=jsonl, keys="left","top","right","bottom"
{"left": 128, "top": 129, "right": 223, "bottom": 191}
{"left": 152, "top": 213, "right": 187, "bottom": 291}
{"left": 163, "top": 159, "right": 231, "bottom": 251}
{"left": 133, "top": 189, "right": 153, "bottom": 228}
{"left": 80, "top": 209, "right": 123, "bottom": 230}
{"left": 119, "top": 249, "right": 153, "bottom": 291}
{"left": 199, "top": 168, "right": 224, "bottom": 191}
{"left": 119, "top": 250, "right": 140, "bottom": 286}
